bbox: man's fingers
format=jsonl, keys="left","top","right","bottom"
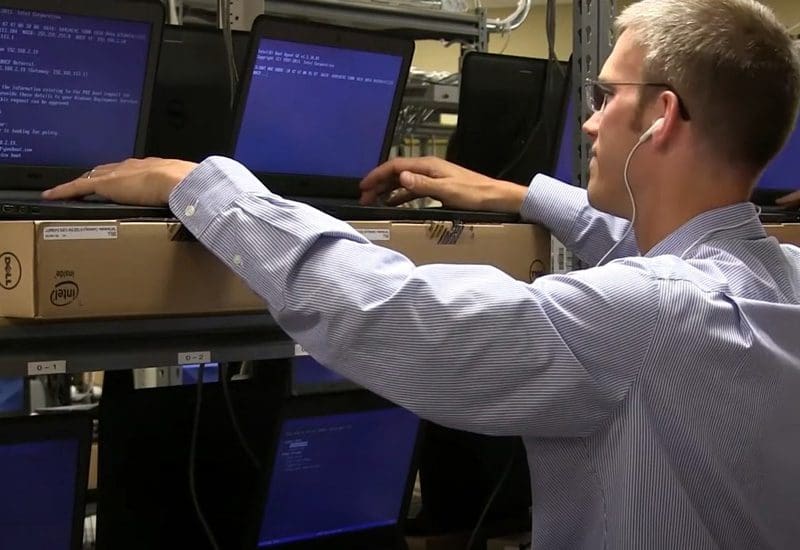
{"left": 361, "top": 157, "right": 440, "bottom": 189}
{"left": 397, "top": 170, "right": 453, "bottom": 201}
{"left": 42, "top": 177, "right": 99, "bottom": 200}
{"left": 775, "top": 190, "right": 800, "bottom": 205}
{"left": 385, "top": 188, "right": 417, "bottom": 206}
{"left": 359, "top": 180, "right": 397, "bottom": 205}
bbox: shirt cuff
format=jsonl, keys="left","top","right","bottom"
{"left": 168, "top": 156, "right": 271, "bottom": 237}
{"left": 520, "top": 174, "right": 586, "bottom": 240}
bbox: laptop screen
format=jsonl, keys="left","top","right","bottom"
{"left": 257, "top": 406, "right": 419, "bottom": 547}
{"left": 553, "top": 93, "right": 577, "bottom": 185}
{"left": 0, "top": 378, "right": 25, "bottom": 416}
{"left": 756, "top": 113, "right": 800, "bottom": 193}
{"left": 0, "top": 7, "right": 151, "bottom": 167}
{"left": 233, "top": 38, "right": 403, "bottom": 179}
{"left": 0, "top": 414, "right": 91, "bottom": 550}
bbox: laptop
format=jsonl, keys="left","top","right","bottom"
{"left": 0, "top": 412, "right": 93, "bottom": 550}
{"left": 246, "top": 391, "right": 421, "bottom": 549}
{"left": 752, "top": 111, "right": 800, "bottom": 223}
{"left": 451, "top": 52, "right": 570, "bottom": 186}
{"left": 0, "top": 0, "right": 171, "bottom": 220}
{"left": 231, "top": 16, "right": 520, "bottom": 224}
{"left": 551, "top": 85, "right": 578, "bottom": 185}
{"left": 145, "top": 24, "right": 250, "bottom": 162}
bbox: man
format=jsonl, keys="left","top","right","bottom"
{"left": 44, "top": 0, "right": 800, "bottom": 547}
{"left": 777, "top": 188, "right": 800, "bottom": 207}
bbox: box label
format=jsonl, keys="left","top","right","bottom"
{"left": 43, "top": 225, "right": 118, "bottom": 241}
{"left": 357, "top": 229, "right": 390, "bottom": 241}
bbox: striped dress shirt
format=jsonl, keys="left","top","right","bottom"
{"left": 171, "top": 157, "right": 800, "bottom": 549}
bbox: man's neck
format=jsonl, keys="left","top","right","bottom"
{"left": 632, "top": 175, "right": 752, "bottom": 254}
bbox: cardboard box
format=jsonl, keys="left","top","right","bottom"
{"left": 351, "top": 221, "right": 550, "bottom": 284}
{"left": 88, "top": 442, "right": 98, "bottom": 491}
{"left": 486, "top": 532, "right": 531, "bottom": 550}
{"left": 764, "top": 223, "right": 800, "bottom": 246}
{"left": 406, "top": 533, "right": 471, "bottom": 550}
{"left": 0, "top": 220, "right": 549, "bottom": 320}
{"left": 0, "top": 220, "right": 265, "bottom": 319}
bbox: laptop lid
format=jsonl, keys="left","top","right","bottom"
{"left": 0, "top": 0, "right": 163, "bottom": 191}
{"left": 452, "top": 53, "right": 570, "bottom": 185}
{"left": 248, "top": 391, "right": 421, "bottom": 549}
{"left": 145, "top": 24, "right": 250, "bottom": 162}
{"left": 230, "top": 15, "right": 414, "bottom": 200}
{"left": 0, "top": 412, "right": 93, "bottom": 550}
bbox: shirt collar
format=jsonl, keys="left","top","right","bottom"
{"left": 645, "top": 202, "right": 766, "bottom": 258}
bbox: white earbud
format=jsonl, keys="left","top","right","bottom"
{"left": 596, "top": 118, "right": 665, "bottom": 266}
{"left": 638, "top": 117, "right": 665, "bottom": 144}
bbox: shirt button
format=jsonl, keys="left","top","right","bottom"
{"left": 184, "top": 204, "right": 196, "bottom": 217}
{"left": 232, "top": 254, "right": 243, "bottom": 266}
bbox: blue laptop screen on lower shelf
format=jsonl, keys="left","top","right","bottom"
{"left": 0, "top": 378, "right": 25, "bottom": 415}
{"left": 258, "top": 407, "right": 419, "bottom": 547}
{"left": 0, "top": 439, "right": 79, "bottom": 550}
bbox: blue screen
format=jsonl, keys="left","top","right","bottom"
{"left": 234, "top": 38, "right": 403, "bottom": 179}
{"left": 0, "top": 7, "right": 150, "bottom": 167}
{"left": 0, "top": 439, "right": 79, "bottom": 549}
{"left": 757, "top": 114, "right": 800, "bottom": 192}
{"left": 0, "top": 378, "right": 24, "bottom": 414}
{"left": 258, "top": 407, "right": 419, "bottom": 547}
{"left": 553, "top": 94, "right": 576, "bottom": 185}
{"left": 292, "top": 356, "right": 348, "bottom": 386}
{"left": 181, "top": 363, "right": 220, "bottom": 385}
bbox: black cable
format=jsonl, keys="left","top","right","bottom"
{"left": 188, "top": 362, "right": 221, "bottom": 550}
{"left": 218, "top": 0, "right": 239, "bottom": 108}
{"left": 465, "top": 440, "right": 518, "bottom": 550}
{"left": 220, "top": 362, "right": 263, "bottom": 472}
{"left": 545, "top": 0, "right": 558, "bottom": 65}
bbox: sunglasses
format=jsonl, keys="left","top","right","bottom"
{"left": 584, "top": 79, "right": 692, "bottom": 120}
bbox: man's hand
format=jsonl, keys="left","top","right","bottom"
{"left": 775, "top": 189, "right": 800, "bottom": 209}
{"left": 42, "top": 157, "right": 198, "bottom": 206}
{"left": 360, "top": 156, "right": 527, "bottom": 213}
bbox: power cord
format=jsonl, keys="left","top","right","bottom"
{"left": 465, "top": 439, "right": 518, "bottom": 550}
{"left": 595, "top": 134, "right": 641, "bottom": 266}
{"left": 220, "top": 362, "right": 263, "bottom": 471}
{"left": 188, "top": 362, "right": 221, "bottom": 550}
{"left": 218, "top": 0, "right": 239, "bottom": 107}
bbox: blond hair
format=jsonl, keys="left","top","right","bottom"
{"left": 616, "top": 0, "right": 800, "bottom": 171}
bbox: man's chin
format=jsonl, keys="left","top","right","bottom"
{"left": 587, "top": 183, "right": 623, "bottom": 217}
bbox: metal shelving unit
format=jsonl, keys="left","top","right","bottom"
{"left": 262, "top": 0, "right": 488, "bottom": 48}
{"left": 0, "top": 313, "right": 294, "bottom": 378}
{"left": 573, "top": 0, "right": 616, "bottom": 189}
{"left": 0, "top": 1, "right": 617, "bottom": 378}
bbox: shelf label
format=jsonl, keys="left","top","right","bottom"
{"left": 27, "top": 360, "right": 67, "bottom": 376}
{"left": 178, "top": 351, "right": 211, "bottom": 365}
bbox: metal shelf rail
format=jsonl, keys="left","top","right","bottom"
{"left": 262, "top": 0, "right": 488, "bottom": 48}
{"left": 0, "top": 313, "right": 294, "bottom": 378}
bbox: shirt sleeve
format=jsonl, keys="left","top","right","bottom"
{"left": 169, "top": 157, "right": 662, "bottom": 438}
{"left": 521, "top": 174, "right": 640, "bottom": 264}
